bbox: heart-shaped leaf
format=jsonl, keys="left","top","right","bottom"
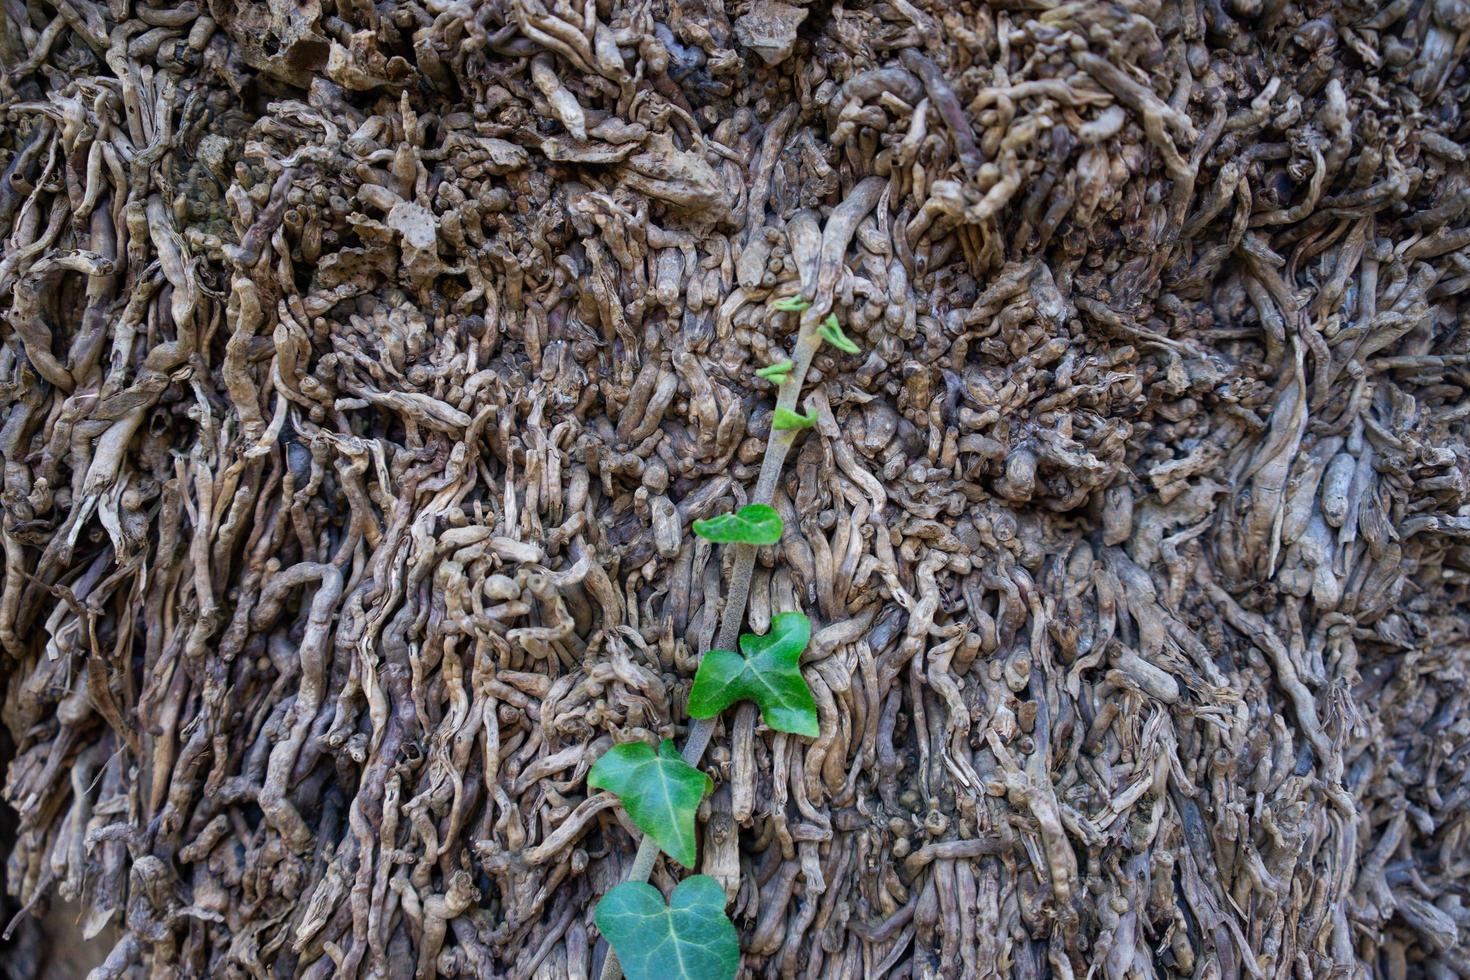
{"left": 588, "top": 740, "right": 711, "bottom": 867}
{"left": 596, "top": 876, "right": 739, "bottom": 980}
{"left": 686, "top": 611, "right": 818, "bottom": 737}
{"left": 691, "top": 504, "right": 782, "bottom": 546}
{"left": 816, "top": 314, "right": 860, "bottom": 354}
{"left": 771, "top": 407, "right": 816, "bottom": 430}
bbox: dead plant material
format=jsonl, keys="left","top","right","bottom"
{"left": 1, "top": 0, "right": 1469, "bottom": 976}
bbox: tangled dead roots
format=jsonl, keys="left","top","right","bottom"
{"left": 2, "top": 0, "right": 1470, "bottom": 976}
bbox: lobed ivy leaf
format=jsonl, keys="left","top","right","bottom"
{"left": 771, "top": 407, "right": 817, "bottom": 431}
{"left": 691, "top": 504, "right": 782, "bottom": 546}
{"left": 816, "top": 314, "right": 860, "bottom": 354}
{"left": 588, "top": 740, "right": 711, "bottom": 867}
{"left": 772, "top": 295, "right": 811, "bottom": 312}
{"left": 596, "top": 876, "right": 739, "bottom": 980}
{"left": 755, "top": 359, "right": 793, "bottom": 384}
{"left": 686, "top": 611, "right": 818, "bottom": 737}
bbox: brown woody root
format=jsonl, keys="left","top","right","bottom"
{"left": 1, "top": 0, "right": 1469, "bottom": 977}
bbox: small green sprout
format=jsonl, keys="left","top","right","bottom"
{"left": 595, "top": 876, "right": 739, "bottom": 980}
{"left": 588, "top": 740, "right": 710, "bottom": 867}
{"left": 817, "top": 314, "right": 860, "bottom": 354}
{"left": 771, "top": 407, "right": 817, "bottom": 430}
{"left": 687, "top": 612, "right": 818, "bottom": 737}
{"left": 772, "top": 295, "right": 811, "bottom": 312}
{"left": 691, "top": 503, "right": 782, "bottom": 545}
{"left": 755, "top": 359, "right": 793, "bottom": 384}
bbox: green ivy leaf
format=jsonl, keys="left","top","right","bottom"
{"left": 686, "top": 611, "right": 818, "bottom": 737}
{"left": 588, "top": 740, "right": 711, "bottom": 867}
{"left": 771, "top": 407, "right": 817, "bottom": 431}
{"left": 771, "top": 295, "right": 810, "bottom": 312}
{"left": 691, "top": 504, "right": 782, "bottom": 546}
{"left": 816, "top": 314, "right": 860, "bottom": 354}
{"left": 596, "top": 876, "right": 739, "bottom": 980}
{"left": 754, "top": 359, "right": 793, "bottom": 384}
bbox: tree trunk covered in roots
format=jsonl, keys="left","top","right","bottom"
{"left": 1, "top": 0, "right": 1468, "bottom": 977}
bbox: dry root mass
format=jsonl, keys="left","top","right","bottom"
{"left": 1, "top": 0, "right": 1468, "bottom": 976}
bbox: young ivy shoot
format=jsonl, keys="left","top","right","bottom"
{"left": 588, "top": 299, "right": 862, "bottom": 980}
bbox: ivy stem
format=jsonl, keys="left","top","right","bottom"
{"left": 600, "top": 176, "right": 885, "bottom": 980}
{"left": 598, "top": 311, "right": 823, "bottom": 980}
